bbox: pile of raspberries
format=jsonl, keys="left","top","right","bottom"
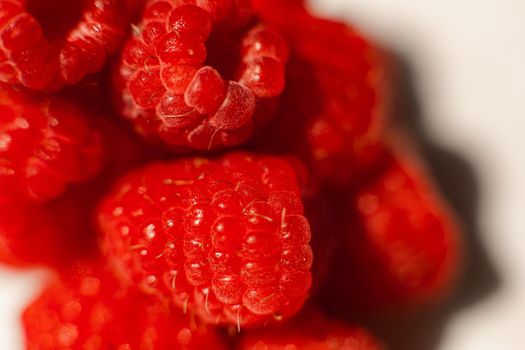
{"left": 0, "top": 0, "right": 463, "bottom": 349}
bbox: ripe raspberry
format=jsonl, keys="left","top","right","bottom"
{"left": 239, "top": 311, "right": 384, "bottom": 350}
{"left": 98, "top": 153, "right": 312, "bottom": 327}
{"left": 0, "top": 84, "right": 103, "bottom": 204}
{"left": 23, "top": 261, "right": 226, "bottom": 349}
{"left": 252, "top": 5, "right": 387, "bottom": 186}
{"left": 114, "top": 0, "right": 289, "bottom": 151}
{"left": 324, "top": 152, "right": 462, "bottom": 312}
{"left": 0, "top": 0, "right": 128, "bottom": 90}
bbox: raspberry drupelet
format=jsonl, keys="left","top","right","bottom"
{"left": 114, "top": 0, "right": 289, "bottom": 151}
{"left": 0, "top": 0, "right": 129, "bottom": 91}
{"left": 0, "top": 84, "right": 102, "bottom": 204}
{"left": 97, "top": 152, "right": 312, "bottom": 328}
{"left": 23, "top": 261, "right": 227, "bottom": 349}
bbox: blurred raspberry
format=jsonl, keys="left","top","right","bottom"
{"left": 23, "top": 261, "right": 226, "bottom": 349}
{"left": 0, "top": 84, "right": 103, "bottom": 204}
{"left": 238, "top": 310, "right": 384, "bottom": 350}
{"left": 0, "top": 0, "right": 130, "bottom": 90}
{"left": 252, "top": 3, "right": 388, "bottom": 187}
{"left": 323, "top": 151, "right": 462, "bottom": 313}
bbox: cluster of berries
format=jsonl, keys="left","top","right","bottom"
{"left": 0, "top": 0, "right": 462, "bottom": 349}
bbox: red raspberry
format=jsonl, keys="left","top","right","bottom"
{"left": 252, "top": 5, "right": 388, "bottom": 186}
{"left": 324, "top": 152, "right": 462, "bottom": 312}
{"left": 0, "top": 0, "right": 128, "bottom": 90}
{"left": 114, "top": 0, "right": 289, "bottom": 151}
{"left": 239, "top": 311, "right": 384, "bottom": 350}
{"left": 0, "top": 84, "right": 103, "bottom": 204}
{"left": 23, "top": 261, "right": 226, "bottom": 349}
{"left": 97, "top": 152, "right": 312, "bottom": 327}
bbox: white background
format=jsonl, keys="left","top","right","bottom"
{"left": 1, "top": 0, "right": 525, "bottom": 349}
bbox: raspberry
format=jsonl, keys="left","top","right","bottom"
{"left": 239, "top": 311, "right": 384, "bottom": 350}
{"left": 0, "top": 84, "right": 103, "bottom": 204}
{"left": 0, "top": 0, "right": 128, "bottom": 90}
{"left": 97, "top": 152, "right": 312, "bottom": 327}
{"left": 324, "top": 152, "right": 462, "bottom": 312}
{"left": 114, "top": 0, "right": 289, "bottom": 151}
{"left": 252, "top": 5, "right": 387, "bottom": 186}
{"left": 23, "top": 261, "right": 226, "bottom": 349}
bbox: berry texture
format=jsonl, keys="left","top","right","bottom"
{"left": 325, "top": 153, "right": 461, "bottom": 312}
{"left": 98, "top": 153, "right": 312, "bottom": 327}
{"left": 253, "top": 5, "right": 387, "bottom": 186}
{"left": 0, "top": 0, "right": 128, "bottom": 90}
{"left": 23, "top": 262, "right": 226, "bottom": 349}
{"left": 239, "top": 311, "right": 384, "bottom": 350}
{"left": 0, "top": 84, "right": 102, "bottom": 204}
{"left": 114, "top": 0, "right": 289, "bottom": 150}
